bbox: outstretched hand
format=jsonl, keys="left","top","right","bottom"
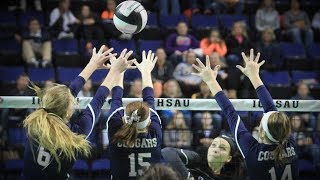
{"left": 107, "top": 49, "right": 136, "bottom": 73}
{"left": 88, "top": 45, "right": 115, "bottom": 69}
{"left": 134, "top": 50, "right": 158, "bottom": 74}
{"left": 236, "top": 49, "right": 265, "bottom": 79}
{"left": 192, "top": 55, "right": 220, "bottom": 84}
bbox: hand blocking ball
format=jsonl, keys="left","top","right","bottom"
{"left": 113, "top": 0, "right": 148, "bottom": 34}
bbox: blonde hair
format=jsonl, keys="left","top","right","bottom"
{"left": 23, "top": 83, "right": 91, "bottom": 171}
{"left": 231, "top": 21, "right": 248, "bottom": 37}
{"left": 260, "top": 112, "right": 291, "bottom": 164}
{"left": 262, "top": 27, "right": 276, "bottom": 41}
{"left": 166, "top": 111, "right": 187, "bottom": 129}
{"left": 112, "top": 101, "right": 150, "bottom": 147}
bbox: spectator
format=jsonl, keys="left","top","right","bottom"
{"left": 78, "top": 79, "right": 93, "bottom": 97}
{"left": 166, "top": 22, "right": 199, "bottom": 66}
{"left": 199, "top": 29, "right": 227, "bottom": 57}
{"left": 312, "top": 9, "right": 320, "bottom": 41}
{"left": 151, "top": 48, "right": 174, "bottom": 83}
{"left": 160, "top": 79, "right": 191, "bottom": 126}
{"left": 128, "top": 79, "right": 142, "bottom": 98}
{"left": 78, "top": 5, "right": 104, "bottom": 41}
{"left": 255, "top": 0, "right": 280, "bottom": 33}
{"left": 49, "top": 0, "right": 79, "bottom": 39}
{"left": 1, "top": 74, "right": 33, "bottom": 130}
{"left": 209, "top": 52, "right": 251, "bottom": 99}
{"left": 161, "top": 79, "right": 183, "bottom": 98}
{"left": 291, "top": 114, "right": 320, "bottom": 171}
{"left": 101, "top": 0, "right": 116, "bottom": 21}
{"left": 101, "top": 0, "right": 127, "bottom": 39}
{"left": 193, "top": 112, "right": 220, "bottom": 149}
{"left": 44, "top": 79, "right": 55, "bottom": 89}
{"left": 163, "top": 111, "right": 192, "bottom": 148}
{"left": 157, "top": 0, "right": 180, "bottom": 15}
{"left": 191, "top": 82, "right": 222, "bottom": 129}
{"left": 190, "top": 0, "right": 213, "bottom": 15}
{"left": 256, "top": 28, "right": 282, "bottom": 70}
{"left": 22, "top": 18, "right": 52, "bottom": 68}
{"left": 211, "top": 0, "right": 244, "bottom": 14}
{"left": 226, "top": 21, "right": 252, "bottom": 67}
{"left": 284, "top": 0, "right": 314, "bottom": 46}
{"left": 173, "top": 51, "right": 202, "bottom": 97}
{"left": 191, "top": 81, "right": 213, "bottom": 99}
{"left": 291, "top": 81, "right": 317, "bottom": 131}
{"left": 9, "top": 0, "right": 42, "bottom": 11}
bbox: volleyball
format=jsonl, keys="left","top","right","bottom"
{"left": 113, "top": 0, "right": 148, "bottom": 34}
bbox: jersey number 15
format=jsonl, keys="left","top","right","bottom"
{"left": 128, "top": 153, "right": 151, "bottom": 177}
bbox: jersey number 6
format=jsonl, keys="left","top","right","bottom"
{"left": 37, "top": 147, "right": 51, "bottom": 167}
{"left": 128, "top": 153, "right": 151, "bottom": 177}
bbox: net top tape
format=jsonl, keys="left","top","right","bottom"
{"left": 0, "top": 96, "right": 319, "bottom": 112}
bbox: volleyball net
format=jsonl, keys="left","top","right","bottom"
{"left": 0, "top": 96, "right": 319, "bottom": 112}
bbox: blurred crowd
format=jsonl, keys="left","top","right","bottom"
{"left": 0, "top": 0, "right": 320, "bottom": 178}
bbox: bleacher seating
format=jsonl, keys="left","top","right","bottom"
{"left": 28, "top": 67, "right": 55, "bottom": 83}
{"left": 1, "top": 1, "right": 320, "bottom": 178}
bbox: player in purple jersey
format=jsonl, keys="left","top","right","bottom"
{"left": 106, "top": 50, "right": 162, "bottom": 180}
{"left": 192, "top": 49, "right": 298, "bottom": 180}
{"left": 22, "top": 45, "right": 135, "bottom": 180}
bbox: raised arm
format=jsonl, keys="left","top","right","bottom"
{"left": 192, "top": 56, "right": 256, "bottom": 158}
{"left": 134, "top": 50, "right": 158, "bottom": 109}
{"left": 236, "top": 49, "right": 277, "bottom": 112}
{"left": 69, "top": 45, "right": 114, "bottom": 97}
{"left": 72, "top": 48, "right": 135, "bottom": 137}
{"left": 107, "top": 49, "right": 135, "bottom": 111}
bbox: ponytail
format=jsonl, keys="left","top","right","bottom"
{"left": 24, "top": 83, "right": 91, "bottom": 171}
{"left": 273, "top": 140, "right": 287, "bottom": 165}
{"left": 112, "top": 123, "right": 139, "bottom": 147}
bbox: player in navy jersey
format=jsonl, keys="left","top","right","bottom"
{"left": 22, "top": 45, "right": 135, "bottom": 180}
{"left": 192, "top": 49, "right": 298, "bottom": 180}
{"left": 162, "top": 135, "right": 246, "bottom": 180}
{"left": 106, "top": 50, "right": 162, "bottom": 180}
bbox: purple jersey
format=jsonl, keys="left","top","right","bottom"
{"left": 214, "top": 85, "right": 298, "bottom": 180}
{"left": 22, "top": 76, "right": 109, "bottom": 180}
{"left": 107, "top": 86, "right": 162, "bottom": 180}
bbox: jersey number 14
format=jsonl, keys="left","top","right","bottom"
{"left": 128, "top": 153, "right": 151, "bottom": 177}
{"left": 269, "top": 165, "right": 292, "bottom": 180}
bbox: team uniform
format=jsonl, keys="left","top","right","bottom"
{"left": 215, "top": 85, "right": 298, "bottom": 180}
{"left": 22, "top": 76, "right": 110, "bottom": 180}
{"left": 162, "top": 147, "right": 236, "bottom": 180}
{"left": 106, "top": 86, "right": 162, "bottom": 180}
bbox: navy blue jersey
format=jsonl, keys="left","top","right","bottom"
{"left": 22, "top": 76, "right": 109, "bottom": 180}
{"left": 214, "top": 85, "right": 298, "bottom": 180}
{"left": 107, "top": 86, "right": 162, "bottom": 180}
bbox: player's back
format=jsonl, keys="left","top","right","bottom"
{"left": 22, "top": 139, "right": 73, "bottom": 180}
{"left": 245, "top": 136, "right": 298, "bottom": 180}
{"left": 109, "top": 119, "right": 162, "bottom": 180}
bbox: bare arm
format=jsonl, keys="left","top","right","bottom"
{"left": 79, "top": 45, "right": 114, "bottom": 81}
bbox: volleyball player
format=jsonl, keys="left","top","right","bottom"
{"left": 106, "top": 50, "right": 162, "bottom": 179}
{"left": 162, "top": 135, "right": 245, "bottom": 180}
{"left": 192, "top": 49, "right": 298, "bottom": 180}
{"left": 22, "top": 46, "right": 135, "bottom": 179}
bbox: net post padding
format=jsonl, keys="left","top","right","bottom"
{"left": 0, "top": 96, "right": 319, "bottom": 112}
